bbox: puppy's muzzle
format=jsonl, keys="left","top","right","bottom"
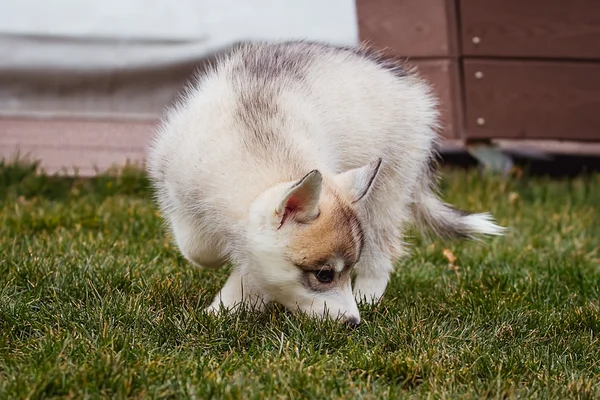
{"left": 345, "top": 316, "right": 361, "bottom": 328}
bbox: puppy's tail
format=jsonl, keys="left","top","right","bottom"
{"left": 412, "top": 160, "right": 506, "bottom": 240}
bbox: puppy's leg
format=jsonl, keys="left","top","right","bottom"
{"left": 352, "top": 253, "right": 393, "bottom": 305}
{"left": 352, "top": 229, "right": 401, "bottom": 305}
{"left": 206, "top": 268, "right": 267, "bottom": 313}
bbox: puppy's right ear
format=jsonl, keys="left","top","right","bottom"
{"left": 276, "top": 170, "right": 322, "bottom": 228}
{"left": 332, "top": 158, "right": 382, "bottom": 204}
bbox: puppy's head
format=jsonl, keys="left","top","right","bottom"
{"left": 246, "top": 159, "right": 382, "bottom": 325}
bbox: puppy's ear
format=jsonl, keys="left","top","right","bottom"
{"left": 333, "top": 158, "right": 382, "bottom": 204}
{"left": 277, "top": 170, "right": 322, "bottom": 228}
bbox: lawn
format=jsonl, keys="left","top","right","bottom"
{"left": 1, "top": 159, "right": 599, "bottom": 399}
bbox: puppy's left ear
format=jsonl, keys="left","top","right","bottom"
{"left": 276, "top": 170, "right": 322, "bottom": 228}
{"left": 333, "top": 158, "right": 382, "bottom": 204}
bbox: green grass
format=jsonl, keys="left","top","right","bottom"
{"left": 1, "top": 159, "right": 599, "bottom": 399}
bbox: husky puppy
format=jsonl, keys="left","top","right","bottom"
{"left": 146, "top": 41, "right": 504, "bottom": 326}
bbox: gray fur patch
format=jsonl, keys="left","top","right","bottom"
{"left": 230, "top": 42, "right": 308, "bottom": 83}
{"left": 225, "top": 41, "right": 410, "bottom": 156}
{"left": 235, "top": 89, "right": 279, "bottom": 151}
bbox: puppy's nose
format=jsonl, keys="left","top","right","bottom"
{"left": 345, "top": 316, "right": 361, "bottom": 329}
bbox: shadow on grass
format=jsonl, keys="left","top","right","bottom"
{"left": 441, "top": 151, "right": 600, "bottom": 178}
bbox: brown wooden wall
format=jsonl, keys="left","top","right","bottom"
{"left": 357, "top": 0, "right": 600, "bottom": 142}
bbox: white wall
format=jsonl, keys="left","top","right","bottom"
{"left": 0, "top": 0, "right": 359, "bottom": 69}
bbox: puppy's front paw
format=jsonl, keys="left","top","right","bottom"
{"left": 206, "top": 294, "right": 241, "bottom": 315}
{"left": 205, "top": 301, "right": 223, "bottom": 315}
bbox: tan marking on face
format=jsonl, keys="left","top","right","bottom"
{"left": 286, "top": 189, "right": 364, "bottom": 272}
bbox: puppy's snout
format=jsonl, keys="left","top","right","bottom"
{"left": 345, "top": 316, "right": 361, "bottom": 329}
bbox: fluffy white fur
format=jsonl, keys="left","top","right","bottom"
{"left": 146, "top": 41, "right": 505, "bottom": 325}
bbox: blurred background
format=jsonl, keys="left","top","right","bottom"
{"left": 1, "top": 0, "right": 599, "bottom": 175}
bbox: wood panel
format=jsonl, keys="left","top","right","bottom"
{"left": 462, "top": 60, "right": 600, "bottom": 140}
{"left": 0, "top": 116, "right": 156, "bottom": 175}
{"left": 460, "top": 0, "right": 600, "bottom": 59}
{"left": 357, "top": 0, "right": 458, "bottom": 57}
{"left": 408, "top": 59, "right": 462, "bottom": 138}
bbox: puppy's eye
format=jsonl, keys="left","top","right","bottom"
{"left": 314, "top": 269, "right": 334, "bottom": 284}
